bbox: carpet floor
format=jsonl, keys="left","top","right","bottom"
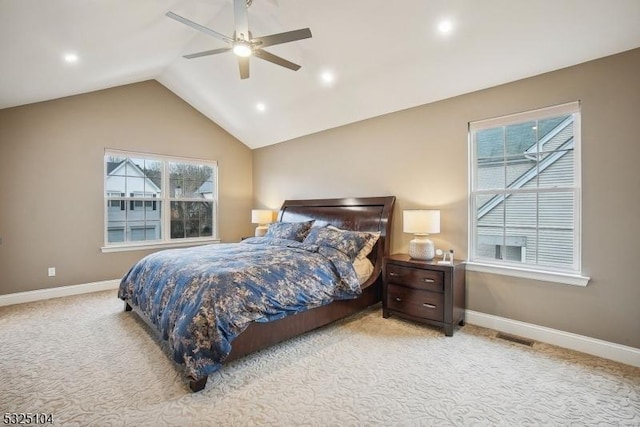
{"left": 1, "top": 290, "right": 638, "bottom": 426}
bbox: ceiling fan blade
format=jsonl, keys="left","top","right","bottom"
{"left": 233, "top": 0, "right": 250, "bottom": 41}
{"left": 253, "top": 28, "right": 312, "bottom": 48}
{"left": 166, "top": 11, "right": 234, "bottom": 44}
{"left": 184, "top": 47, "right": 232, "bottom": 59}
{"left": 238, "top": 57, "right": 250, "bottom": 79}
{"left": 254, "top": 49, "right": 301, "bottom": 71}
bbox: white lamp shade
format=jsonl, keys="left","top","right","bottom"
{"left": 251, "top": 209, "right": 275, "bottom": 225}
{"left": 403, "top": 210, "right": 440, "bottom": 234}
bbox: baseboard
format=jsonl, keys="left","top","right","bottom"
{"left": 466, "top": 310, "right": 640, "bottom": 368}
{"left": 0, "top": 279, "right": 121, "bottom": 307}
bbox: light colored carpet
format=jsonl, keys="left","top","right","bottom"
{"left": 1, "top": 290, "right": 638, "bottom": 426}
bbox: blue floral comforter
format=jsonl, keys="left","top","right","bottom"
{"left": 118, "top": 237, "right": 361, "bottom": 379}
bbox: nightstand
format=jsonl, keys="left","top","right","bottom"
{"left": 382, "top": 254, "right": 466, "bottom": 336}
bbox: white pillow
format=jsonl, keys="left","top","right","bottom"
{"left": 353, "top": 257, "right": 374, "bottom": 284}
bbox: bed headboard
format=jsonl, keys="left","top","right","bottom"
{"left": 278, "top": 196, "right": 396, "bottom": 286}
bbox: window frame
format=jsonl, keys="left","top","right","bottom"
{"left": 467, "top": 101, "right": 589, "bottom": 286}
{"left": 102, "top": 149, "right": 219, "bottom": 253}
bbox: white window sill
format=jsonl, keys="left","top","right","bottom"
{"left": 101, "top": 239, "right": 220, "bottom": 253}
{"left": 465, "top": 261, "right": 590, "bottom": 286}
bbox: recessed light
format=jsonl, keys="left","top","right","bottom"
{"left": 437, "top": 20, "right": 454, "bottom": 35}
{"left": 320, "top": 71, "right": 335, "bottom": 86}
{"left": 64, "top": 53, "right": 79, "bottom": 63}
{"left": 256, "top": 102, "right": 266, "bottom": 112}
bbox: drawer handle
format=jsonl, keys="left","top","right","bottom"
{"left": 395, "top": 297, "right": 402, "bottom": 302}
{"left": 389, "top": 272, "right": 401, "bottom": 277}
{"left": 422, "top": 278, "right": 435, "bottom": 283}
{"left": 422, "top": 303, "right": 437, "bottom": 309}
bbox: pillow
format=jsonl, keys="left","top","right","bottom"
{"left": 327, "top": 225, "right": 380, "bottom": 260}
{"left": 303, "top": 226, "right": 369, "bottom": 261}
{"left": 264, "top": 220, "right": 314, "bottom": 242}
{"left": 353, "top": 257, "right": 374, "bottom": 284}
{"left": 309, "top": 220, "right": 330, "bottom": 229}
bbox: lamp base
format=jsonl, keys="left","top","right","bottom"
{"left": 255, "top": 225, "right": 268, "bottom": 237}
{"left": 409, "top": 235, "right": 435, "bottom": 260}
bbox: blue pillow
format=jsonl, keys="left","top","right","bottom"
{"left": 327, "top": 226, "right": 380, "bottom": 260}
{"left": 303, "top": 227, "right": 369, "bottom": 261}
{"left": 264, "top": 220, "right": 314, "bottom": 242}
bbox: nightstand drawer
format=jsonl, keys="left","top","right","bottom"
{"left": 385, "top": 264, "right": 444, "bottom": 293}
{"left": 386, "top": 284, "right": 444, "bottom": 322}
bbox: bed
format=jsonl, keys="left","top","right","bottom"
{"left": 119, "top": 196, "right": 395, "bottom": 392}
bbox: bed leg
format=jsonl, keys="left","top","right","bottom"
{"left": 189, "top": 376, "right": 208, "bottom": 392}
{"left": 124, "top": 302, "right": 132, "bottom": 312}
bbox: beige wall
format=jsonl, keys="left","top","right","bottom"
{"left": 0, "top": 80, "right": 253, "bottom": 295}
{"left": 253, "top": 48, "right": 640, "bottom": 349}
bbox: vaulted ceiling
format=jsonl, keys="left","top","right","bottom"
{"left": 1, "top": 0, "right": 639, "bottom": 149}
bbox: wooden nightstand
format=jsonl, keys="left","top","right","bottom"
{"left": 382, "top": 253, "right": 466, "bottom": 336}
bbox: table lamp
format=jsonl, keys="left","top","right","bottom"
{"left": 403, "top": 209, "right": 440, "bottom": 260}
{"left": 251, "top": 209, "right": 275, "bottom": 237}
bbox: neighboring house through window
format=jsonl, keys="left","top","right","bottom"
{"left": 104, "top": 150, "right": 218, "bottom": 249}
{"left": 468, "top": 102, "right": 587, "bottom": 285}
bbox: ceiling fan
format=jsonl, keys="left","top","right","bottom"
{"left": 167, "top": 0, "right": 312, "bottom": 79}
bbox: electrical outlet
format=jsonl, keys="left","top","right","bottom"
{"left": 48, "top": 267, "right": 56, "bottom": 277}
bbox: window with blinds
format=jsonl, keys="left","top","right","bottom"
{"left": 469, "top": 102, "right": 582, "bottom": 275}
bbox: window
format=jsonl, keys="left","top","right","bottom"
{"left": 104, "top": 150, "right": 217, "bottom": 249}
{"left": 107, "top": 192, "right": 125, "bottom": 210}
{"left": 469, "top": 102, "right": 586, "bottom": 283}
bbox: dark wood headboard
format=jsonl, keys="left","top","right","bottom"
{"left": 278, "top": 196, "right": 396, "bottom": 287}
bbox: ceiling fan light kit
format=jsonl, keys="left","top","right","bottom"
{"left": 233, "top": 42, "right": 252, "bottom": 57}
{"left": 167, "top": 0, "right": 312, "bottom": 79}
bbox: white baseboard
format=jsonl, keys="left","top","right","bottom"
{"left": 0, "top": 279, "right": 121, "bottom": 307}
{"left": 466, "top": 310, "right": 640, "bottom": 368}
